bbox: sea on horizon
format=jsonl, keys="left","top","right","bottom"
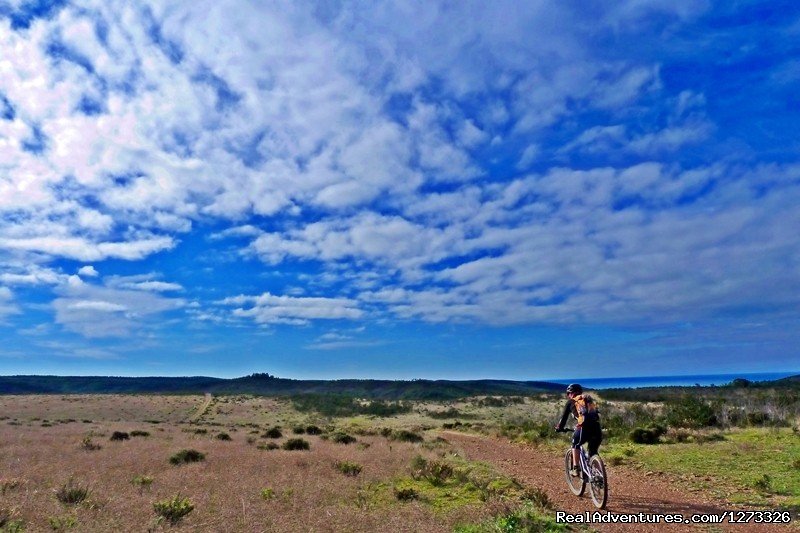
{"left": 547, "top": 371, "right": 797, "bottom": 390}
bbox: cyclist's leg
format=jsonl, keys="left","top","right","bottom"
{"left": 571, "top": 428, "right": 582, "bottom": 475}
{"left": 583, "top": 422, "right": 601, "bottom": 457}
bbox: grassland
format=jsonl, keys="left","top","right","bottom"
{"left": 1, "top": 388, "right": 798, "bottom": 531}
{"left": 0, "top": 394, "right": 563, "bottom": 532}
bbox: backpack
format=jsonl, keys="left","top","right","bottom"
{"left": 573, "top": 394, "right": 599, "bottom": 425}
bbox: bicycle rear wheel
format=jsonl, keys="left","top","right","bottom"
{"left": 588, "top": 454, "right": 608, "bottom": 509}
{"left": 564, "top": 449, "right": 585, "bottom": 496}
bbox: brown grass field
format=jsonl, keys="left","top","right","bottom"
{"left": 0, "top": 395, "right": 525, "bottom": 532}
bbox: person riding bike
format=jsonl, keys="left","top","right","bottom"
{"left": 555, "top": 383, "right": 602, "bottom": 477}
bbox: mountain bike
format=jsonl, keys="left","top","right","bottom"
{"left": 558, "top": 428, "right": 608, "bottom": 509}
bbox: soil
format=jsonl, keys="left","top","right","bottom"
{"left": 442, "top": 431, "right": 797, "bottom": 532}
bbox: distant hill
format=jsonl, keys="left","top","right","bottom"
{"left": 0, "top": 373, "right": 564, "bottom": 400}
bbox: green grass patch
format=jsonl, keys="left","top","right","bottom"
{"left": 455, "top": 501, "right": 574, "bottom": 532}
{"left": 363, "top": 454, "right": 529, "bottom": 514}
{"left": 605, "top": 428, "right": 800, "bottom": 508}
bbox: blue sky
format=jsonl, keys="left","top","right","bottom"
{"left": 0, "top": 0, "right": 799, "bottom": 380}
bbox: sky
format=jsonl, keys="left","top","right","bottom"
{"left": 0, "top": 0, "right": 799, "bottom": 381}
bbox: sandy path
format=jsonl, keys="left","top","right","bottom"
{"left": 442, "top": 431, "right": 796, "bottom": 532}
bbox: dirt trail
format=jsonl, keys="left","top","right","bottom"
{"left": 442, "top": 431, "right": 796, "bottom": 532}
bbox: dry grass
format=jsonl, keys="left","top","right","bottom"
{"left": 0, "top": 395, "right": 516, "bottom": 532}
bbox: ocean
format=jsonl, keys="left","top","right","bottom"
{"left": 547, "top": 371, "right": 798, "bottom": 390}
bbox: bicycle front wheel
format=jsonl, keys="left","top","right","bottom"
{"left": 588, "top": 454, "right": 608, "bottom": 509}
{"left": 564, "top": 449, "right": 585, "bottom": 496}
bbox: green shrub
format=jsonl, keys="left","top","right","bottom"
{"left": 130, "top": 430, "right": 150, "bottom": 437}
{"left": 282, "top": 438, "right": 310, "bottom": 451}
{"left": 192, "top": 428, "right": 208, "bottom": 435}
{"left": 335, "top": 461, "right": 363, "bottom": 476}
{"left": 131, "top": 475, "right": 154, "bottom": 491}
{"left": 305, "top": 425, "right": 322, "bottom": 435}
{"left": 292, "top": 426, "right": 306, "bottom": 434}
{"left": 629, "top": 424, "right": 666, "bottom": 444}
{"left": 389, "top": 429, "right": 423, "bottom": 443}
{"left": 331, "top": 432, "right": 356, "bottom": 445}
{"left": 55, "top": 480, "right": 89, "bottom": 505}
{"left": 262, "top": 427, "right": 282, "bottom": 439}
{"left": 109, "top": 431, "right": 129, "bottom": 441}
{"left": 169, "top": 449, "right": 205, "bottom": 465}
{"left": 260, "top": 488, "right": 275, "bottom": 500}
{"left": 153, "top": 494, "right": 194, "bottom": 525}
{"left": 394, "top": 486, "right": 419, "bottom": 501}
{"left": 664, "top": 396, "right": 717, "bottom": 429}
{"left": 215, "top": 432, "right": 232, "bottom": 441}
{"left": 257, "top": 442, "right": 280, "bottom": 451}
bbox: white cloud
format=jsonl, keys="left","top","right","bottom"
{"left": 77, "top": 265, "right": 99, "bottom": 277}
{"left": 222, "top": 292, "right": 363, "bottom": 325}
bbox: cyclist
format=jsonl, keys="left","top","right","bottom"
{"left": 555, "top": 383, "right": 602, "bottom": 477}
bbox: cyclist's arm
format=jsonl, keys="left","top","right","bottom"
{"left": 555, "top": 399, "right": 573, "bottom": 431}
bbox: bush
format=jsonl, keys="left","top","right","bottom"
{"left": 629, "top": 424, "right": 666, "bottom": 444}
{"left": 664, "top": 396, "right": 717, "bottom": 429}
{"left": 169, "top": 449, "right": 205, "bottom": 465}
{"left": 130, "top": 430, "right": 150, "bottom": 437}
{"left": 331, "top": 432, "right": 356, "bottom": 445}
{"left": 260, "top": 488, "right": 275, "bottom": 500}
{"left": 394, "top": 486, "right": 419, "bottom": 501}
{"left": 263, "top": 427, "right": 282, "bottom": 439}
{"left": 131, "top": 475, "right": 154, "bottom": 491}
{"left": 215, "top": 432, "right": 232, "bottom": 441}
{"left": 282, "top": 438, "right": 310, "bottom": 451}
{"left": 335, "top": 461, "right": 363, "bottom": 476}
{"left": 389, "top": 429, "right": 424, "bottom": 443}
{"left": 257, "top": 442, "right": 280, "bottom": 451}
{"left": 55, "top": 479, "right": 89, "bottom": 505}
{"left": 305, "top": 425, "right": 322, "bottom": 435}
{"left": 109, "top": 431, "right": 129, "bottom": 441}
{"left": 292, "top": 426, "right": 306, "bottom": 434}
{"left": 153, "top": 494, "right": 194, "bottom": 525}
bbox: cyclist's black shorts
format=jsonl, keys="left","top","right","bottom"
{"left": 571, "top": 421, "right": 602, "bottom": 456}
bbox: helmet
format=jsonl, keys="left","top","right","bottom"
{"left": 566, "top": 383, "right": 583, "bottom": 394}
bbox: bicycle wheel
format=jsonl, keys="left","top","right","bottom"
{"left": 564, "top": 449, "right": 585, "bottom": 496}
{"left": 588, "top": 454, "right": 608, "bottom": 509}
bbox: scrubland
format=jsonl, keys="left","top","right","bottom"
{"left": 0, "top": 387, "right": 798, "bottom": 531}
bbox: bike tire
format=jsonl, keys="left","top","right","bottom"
{"left": 588, "top": 454, "right": 608, "bottom": 509}
{"left": 564, "top": 449, "right": 585, "bottom": 496}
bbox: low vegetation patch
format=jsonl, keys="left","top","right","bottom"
{"left": 215, "top": 432, "right": 232, "bottom": 441}
{"left": 109, "top": 431, "right": 129, "bottom": 441}
{"left": 48, "top": 514, "right": 77, "bottom": 530}
{"left": 80, "top": 436, "right": 101, "bottom": 451}
{"left": 153, "top": 494, "right": 194, "bottom": 525}
{"left": 455, "top": 501, "right": 571, "bottom": 532}
{"left": 257, "top": 442, "right": 280, "bottom": 451}
{"left": 291, "top": 394, "right": 412, "bottom": 417}
{"left": 387, "top": 429, "right": 424, "bottom": 443}
{"left": 331, "top": 432, "right": 357, "bottom": 444}
{"left": 169, "top": 449, "right": 205, "bottom": 465}
{"left": 131, "top": 475, "right": 154, "bottom": 491}
{"left": 130, "top": 430, "right": 150, "bottom": 437}
{"left": 606, "top": 427, "right": 800, "bottom": 508}
{"left": 262, "top": 427, "right": 282, "bottom": 439}
{"left": 282, "top": 438, "right": 310, "bottom": 451}
{"left": 55, "top": 479, "right": 89, "bottom": 505}
{"left": 335, "top": 460, "right": 363, "bottom": 476}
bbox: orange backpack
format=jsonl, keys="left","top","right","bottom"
{"left": 573, "top": 394, "right": 599, "bottom": 425}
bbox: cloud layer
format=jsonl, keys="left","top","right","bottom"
{"left": 1, "top": 0, "right": 799, "bottom": 355}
